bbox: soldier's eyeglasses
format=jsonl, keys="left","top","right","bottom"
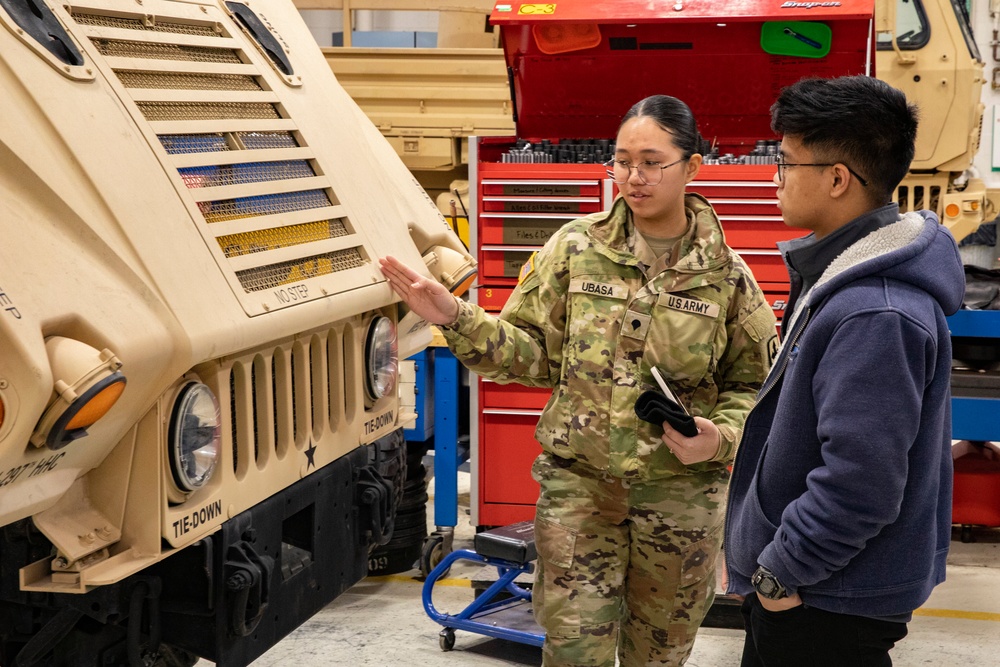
{"left": 604, "top": 158, "right": 685, "bottom": 186}
{"left": 775, "top": 159, "right": 869, "bottom": 187}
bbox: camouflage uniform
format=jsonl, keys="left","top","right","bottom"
{"left": 443, "top": 193, "right": 776, "bottom": 666}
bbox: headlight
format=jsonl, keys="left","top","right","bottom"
{"left": 169, "top": 383, "right": 221, "bottom": 492}
{"left": 364, "top": 317, "right": 398, "bottom": 402}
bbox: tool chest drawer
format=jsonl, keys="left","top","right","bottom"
{"left": 720, "top": 217, "right": 803, "bottom": 249}
{"left": 709, "top": 200, "right": 781, "bottom": 217}
{"left": 478, "top": 286, "right": 515, "bottom": 313}
{"left": 481, "top": 379, "right": 551, "bottom": 411}
{"left": 479, "top": 214, "right": 572, "bottom": 246}
{"left": 478, "top": 410, "right": 543, "bottom": 506}
{"left": 479, "top": 247, "right": 536, "bottom": 284}
{"left": 481, "top": 196, "right": 603, "bottom": 214}
{"left": 481, "top": 180, "right": 602, "bottom": 197}
{"left": 735, "top": 250, "right": 789, "bottom": 284}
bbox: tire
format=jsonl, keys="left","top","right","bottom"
{"left": 367, "top": 540, "right": 422, "bottom": 576}
{"left": 369, "top": 429, "right": 408, "bottom": 514}
{"left": 365, "top": 429, "right": 408, "bottom": 550}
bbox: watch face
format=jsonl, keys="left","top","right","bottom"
{"left": 753, "top": 567, "right": 785, "bottom": 599}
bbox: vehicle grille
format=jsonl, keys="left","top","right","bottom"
{"left": 223, "top": 327, "right": 353, "bottom": 479}
{"left": 896, "top": 181, "right": 943, "bottom": 215}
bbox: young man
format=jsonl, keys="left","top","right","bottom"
{"left": 724, "top": 76, "right": 966, "bottom": 666}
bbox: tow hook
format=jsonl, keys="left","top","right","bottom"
{"left": 224, "top": 537, "right": 273, "bottom": 637}
{"left": 356, "top": 466, "right": 394, "bottom": 547}
{"left": 126, "top": 578, "right": 162, "bottom": 667}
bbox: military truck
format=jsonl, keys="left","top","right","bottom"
{"left": 876, "top": 0, "right": 993, "bottom": 242}
{"left": 0, "top": 0, "right": 475, "bottom": 665}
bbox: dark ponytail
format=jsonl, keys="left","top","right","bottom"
{"left": 619, "top": 95, "right": 708, "bottom": 158}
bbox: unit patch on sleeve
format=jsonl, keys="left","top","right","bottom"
{"left": 568, "top": 278, "right": 628, "bottom": 300}
{"left": 517, "top": 252, "right": 537, "bottom": 285}
{"left": 658, "top": 293, "right": 721, "bottom": 318}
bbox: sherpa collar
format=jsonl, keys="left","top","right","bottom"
{"left": 782, "top": 212, "right": 927, "bottom": 336}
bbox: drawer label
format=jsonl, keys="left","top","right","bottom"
{"left": 499, "top": 184, "right": 582, "bottom": 196}
{"left": 501, "top": 219, "right": 564, "bottom": 244}
{"left": 503, "top": 253, "right": 533, "bottom": 278}
{"left": 500, "top": 201, "right": 583, "bottom": 213}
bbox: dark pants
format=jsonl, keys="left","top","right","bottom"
{"left": 740, "top": 593, "right": 908, "bottom": 667}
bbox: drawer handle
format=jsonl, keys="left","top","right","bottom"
{"left": 481, "top": 245, "right": 541, "bottom": 252}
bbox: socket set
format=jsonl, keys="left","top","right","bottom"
{"left": 702, "top": 140, "right": 781, "bottom": 165}
{"left": 501, "top": 138, "right": 614, "bottom": 164}
{"left": 500, "top": 138, "right": 783, "bottom": 166}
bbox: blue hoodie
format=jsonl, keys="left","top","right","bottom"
{"left": 725, "top": 210, "right": 965, "bottom": 618}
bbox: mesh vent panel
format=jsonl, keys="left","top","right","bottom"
{"left": 201, "top": 190, "right": 332, "bottom": 223}
{"left": 158, "top": 132, "right": 302, "bottom": 154}
{"left": 179, "top": 160, "right": 314, "bottom": 188}
{"left": 73, "top": 12, "right": 220, "bottom": 37}
{"left": 75, "top": 8, "right": 366, "bottom": 303}
{"left": 137, "top": 101, "right": 279, "bottom": 121}
{"left": 117, "top": 70, "right": 261, "bottom": 91}
{"left": 218, "top": 220, "right": 350, "bottom": 258}
{"left": 160, "top": 134, "right": 231, "bottom": 154}
{"left": 237, "top": 249, "right": 365, "bottom": 292}
{"left": 239, "top": 131, "right": 299, "bottom": 150}
{"left": 93, "top": 39, "right": 242, "bottom": 63}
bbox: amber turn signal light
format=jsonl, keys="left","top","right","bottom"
{"left": 31, "top": 337, "right": 126, "bottom": 450}
{"left": 65, "top": 377, "right": 127, "bottom": 430}
{"left": 45, "top": 372, "right": 127, "bottom": 449}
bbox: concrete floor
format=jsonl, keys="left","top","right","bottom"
{"left": 199, "top": 468, "right": 1000, "bottom": 667}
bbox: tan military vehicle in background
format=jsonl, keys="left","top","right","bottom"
{"left": 304, "top": 0, "right": 514, "bottom": 241}
{"left": 0, "top": 0, "right": 474, "bottom": 665}
{"left": 877, "top": 0, "right": 994, "bottom": 242}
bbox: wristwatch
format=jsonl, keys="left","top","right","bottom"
{"left": 751, "top": 565, "right": 788, "bottom": 600}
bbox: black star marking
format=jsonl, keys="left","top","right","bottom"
{"left": 305, "top": 442, "right": 317, "bottom": 470}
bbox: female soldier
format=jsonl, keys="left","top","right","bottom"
{"left": 380, "top": 95, "right": 776, "bottom": 666}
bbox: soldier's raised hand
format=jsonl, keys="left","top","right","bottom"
{"left": 379, "top": 256, "right": 460, "bottom": 326}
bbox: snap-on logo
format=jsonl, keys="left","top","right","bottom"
{"left": 781, "top": 1, "right": 841, "bottom": 8}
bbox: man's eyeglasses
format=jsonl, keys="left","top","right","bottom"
{"left": 604, "top": 158, "right": 685, "bottom": 185}
{"left": 775, "top": 159, "right": 869, "bottom": 187}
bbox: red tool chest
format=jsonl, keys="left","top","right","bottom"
{"left": 469, "top": 0, "right": 875, "bottom": 526}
